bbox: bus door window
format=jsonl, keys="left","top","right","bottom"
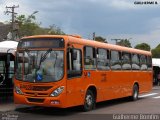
{"left": 132, "top": 54, "right": 140, "bottom": 70}
{"left": 110, "top": 50, "right": 122, "bottom": 70}
{"left": 67, "top": 48, "right": 82, "bottom": 78}
{"left": 8, "top": 61, "right": 14, "bottom": 78}
{"left": 8, "top": 61, "right": 15, "bottom": 85}
{"left": 147, "top": 56, "right": 152, "bottom": 71}
{"left": 0, "top": 61, "right": 5, "bottom": 84}
{"left": 97, "top": 48, "right": 110, "bottom": 70}
{"left": 122, "top": 52, "right": 131, "bottom": 70}
{"left": 84, "top": 46, "right": 96, "bottom": 70}
{"left": 140, "top": 55, "right": 147, "bottom": 70}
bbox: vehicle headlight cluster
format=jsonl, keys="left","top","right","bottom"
{"left": 50, "top": 86, "right": 64, "bottom": 97}
{"left": 15, "top": 86, "right": 23, "bottom": 95}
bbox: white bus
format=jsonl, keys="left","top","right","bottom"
{"left": 0, "top": 41, "right": 18, "bottom": 99}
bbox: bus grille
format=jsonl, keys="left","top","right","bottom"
{"left": 25, "top": 92, "right": 48, "bottom": 97}
{"left": 27, "top": 98, "right": 44, "bottom": 103}
{"left": 24, "top": 86, "right": 52, "bottom": 91}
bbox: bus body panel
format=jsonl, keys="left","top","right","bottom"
{"left": 66, "top": 77, "right": 85, "bottom": 107}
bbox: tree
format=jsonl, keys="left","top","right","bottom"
{"left": 152, "top": 44, "right": 160, "bottom": 58}
{"left": 95, "top": 36, "right": 107, "bottom": 43}
{"left": 134, "top": 43, "right": 151, "bottom": 51}
{"left": 34, "top": 25, "right": 65, "bottom": 35}
{"left": 47, "top": 24, "right": 65, "bottom": 35}
{"left": 117, "top": 39, "right": 132, "bottom": 48}
{"left": 16, "top": 14, "right": 65, "bottom": 37}
{"left": 16, "top": 14, "right": 39, "bottom": 37}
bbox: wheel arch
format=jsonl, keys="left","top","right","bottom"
{"left": 133, "top": 82, "right": 139, "bottom": 91}
{"left": 86, "top": 85, "right": 97, "bottom": 101}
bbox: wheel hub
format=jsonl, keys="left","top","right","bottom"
{"left": 86, "top": 95, "right": 93, "bottom": 106}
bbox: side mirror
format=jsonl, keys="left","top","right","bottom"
{"left": 72, "top": 51, "right": 77, "bottom": 60}
{"left": 69, "top": 48, "right": 77, "bottom": 60}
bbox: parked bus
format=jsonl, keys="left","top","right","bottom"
{"left": 0, "top": 41, "right": 18, "bottom": 99}
{"left": 14, "top": 35, "right": 152, "bottom": 111}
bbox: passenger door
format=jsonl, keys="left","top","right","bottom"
{"left": 66, "top": 47, "right": 84, "bottom": 107}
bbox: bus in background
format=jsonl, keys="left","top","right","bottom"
{"left": 14, "top": 35, "right": 152, "bottom": 111}
{"left": 152, "top": 58, "right": 160, "bottom": 85}
{"left": 0, "top": 41, "right": 18, "bottom": 100}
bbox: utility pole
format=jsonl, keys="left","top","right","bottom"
{"left": 93, "top": 32, "right": 95, "bottom": 40}
{"left": 111, "top": 38, "right": 122, "bottom": 45}
{"left": 5, "top": 5, "right": 19, "bottom": 41}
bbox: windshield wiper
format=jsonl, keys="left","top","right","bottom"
{"left": 38, "top": 48, "right": 52, "bottom": 70}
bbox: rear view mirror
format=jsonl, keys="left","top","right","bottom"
{"left": 69, "top": 48, "right": 77, "bottom": 60}
{"left": 73, "top": 51, "right": 77, "bottom": 60}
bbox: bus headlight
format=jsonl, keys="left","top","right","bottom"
{"left": 15, "top": 86, "right": 23, "bottom": 95}
{"left": 50, "top": 86, "right": 64, "bottom": 97}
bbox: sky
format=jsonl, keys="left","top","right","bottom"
{"left": 1, "top": 0, "right": 160, "bottom": 48}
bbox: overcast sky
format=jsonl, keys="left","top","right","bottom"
{"left": 1, "top": 0, "right": 160, "bottom": 48}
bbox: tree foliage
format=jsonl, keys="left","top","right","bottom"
{"left": 16, "top": 15, "right": 39, "bottom": 37}
{"left": 34, "top": 25, "right": 65, "bottom": 35}
{"left": 134, "top": 43, "right": 151, "bottom": 51}
{"left": 16, "top": 14, "right": 65, "bottom": 37}
{"left": 95, "top": 36, "right": 107, "bottom": 43}
{"left": 117, "top": 39, "right": 132, "bottom": 48}
{"left": 152, "top": 44, "right": 160, "bottom": 58}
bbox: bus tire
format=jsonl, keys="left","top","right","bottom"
{"left": 130, "top": 84, "right": 139, "bottom": 101}
{"left": 83, "top": 90, "right": 96, "bottom": 112}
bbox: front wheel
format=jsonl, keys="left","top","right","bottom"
{"left": 130, "top": 84, "right": 139, "bottom": 101}
{"left": 83, "top": 90, "right": 96, "bottom": 112}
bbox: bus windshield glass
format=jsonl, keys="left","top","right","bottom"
{"left": 15, "top": 50, "right": 64, "bottom": 82}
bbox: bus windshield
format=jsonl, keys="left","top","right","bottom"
{"left": 15, "top": 50, "right": 64, "bottom": 82}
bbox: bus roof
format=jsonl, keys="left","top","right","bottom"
{"left": 21, "top": 35, "right": 151, "bottom": 56}
{"left": 0, "top": 41, "right": 18, "bottom": 53}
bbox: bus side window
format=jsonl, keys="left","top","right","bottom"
{"left": 67, "top": 48, "right": 82, "bottom": 78}
{"left": 147, "top": 56, "right": 152, "bottom": 71}
{"left": 140, "top": 55, "right": 147, "bottom": 70}
{"left": 97, "top": 48, "right": 110, "bottom": 70}
{"left": 122, "top": 52, "right": 131, "bottom": 70}
{"left": 132, "top": 54, "right": 140, "bottom": 70}
{"left": 84, "top": 46, "right": 96, "bottom": 70}
{"left": 110, "top": 50, "right": 122, "bottom": 70}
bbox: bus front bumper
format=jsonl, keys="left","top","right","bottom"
{"left": 14, "top": 92, "right": 66, "bottom": 108}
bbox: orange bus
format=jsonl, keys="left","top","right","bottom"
{"left": 14, "top": 35, "right": 152, "bottom": 111}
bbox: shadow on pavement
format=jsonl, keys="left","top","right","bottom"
{"left": 95, "top": 97, "right": 137, "bottom": 109}
{"left": 14, "top": 97, "right": 143, "bottom": 116}
{"left": 15, "top": 105, "right": 82, "bottom": 116}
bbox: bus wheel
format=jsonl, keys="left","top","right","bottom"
{"left": 131, "top": 84, "right": 139, "bottom": 101}
{"left": 83, "top": 90, "right": 96, "bottom": 112}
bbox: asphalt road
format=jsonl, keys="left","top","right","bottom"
{"left": 1, "top": 86, "right": 160, "bottom": 120}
